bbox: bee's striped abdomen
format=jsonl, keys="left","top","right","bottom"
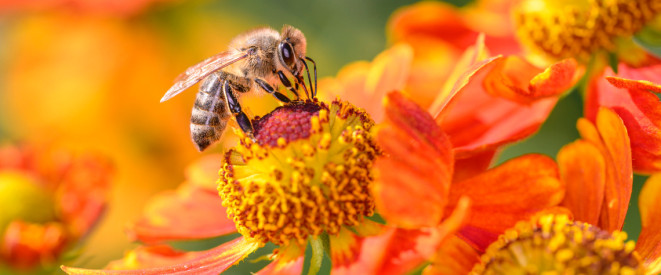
{"left": 190, "top": 73, "right": 230, "bottom": 151}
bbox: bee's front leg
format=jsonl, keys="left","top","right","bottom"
{"left": 224, "top": 81, "right": 254, "bottom": 139}
{"left": 255, "top": 78, "right": 292, "bottom": 103}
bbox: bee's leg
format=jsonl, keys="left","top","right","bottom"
{"left": 224, "top": 80, "right": 254, "bottom": 136}
{"left": 276, "top": 71, "right": 302, "bottom": 100}
{"left": 254, "top": 78, "right": 291, "bottom": 103}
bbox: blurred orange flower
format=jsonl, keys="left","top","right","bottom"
{"left": 0, "top": 143, "right": 112, "bottom": 273}
{"left": 0, "top": 0, "right": 171, "bottom": 16}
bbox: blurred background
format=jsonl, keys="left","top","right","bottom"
{"left": 0, "top": 0, "right": 645, "bottom": 273}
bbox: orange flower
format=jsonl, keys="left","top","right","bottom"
{"left": 585, "top": 66, "right": 661, "bottom": 174}
{"left": 0, "top": 143, "right": 112, "bottom": 272}
{"left": 321, "top": 36, "right": 578, "bottom": 181}
{"left": 374, "top": 92, "right": 565, "bottom": 254}
{"left": 465, "top": 107, "right": 661, "bottom": 273}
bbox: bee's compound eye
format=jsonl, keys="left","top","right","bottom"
{"left": 280, "top": 42, "right": 296, "bottom": 67}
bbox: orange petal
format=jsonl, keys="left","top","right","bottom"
{"left": 374, "top": 92, "right": 453, "bottom": 228}
{"left": 387, "top": 1, "right": 477, "bottom": 50}
{"left": 447, "top": 154, "right": 564, "bottom": 250}
{"left": 594, "top": 108, "right": 633, "bottom": 232}
{"left": 422, "top": 235, "right": 479, "bottom": 275}
{"left": 579, "top": 108, "right": 633, "bottom": 232}
{"left": 254, "top": 256, "right": 304, "bottom": 275}
{"left": 636, "top": 174, "right": 661, "bottom": 274}
{"left": 331, "top": 197, "right": 470, "bottom": 275}
{"left": 435, "top": 56, "right": 562, "bottom": 157}
{"left": 483, "top": 57, "right": 574, "bottom": 103}
{"left": 334, "top": 45, "right": 412, "bottom": 123}
{"left": 126, "top": 183, "right": 236, "bottom": 244}
{"left": 364, "top": 44, "right": 413, "bottom": 122}
{"left": 557, "top": 140, "right": 606, "bottom": 225}
{"left": 404, "top": 36, "right": 460, "bottom": 108}
{"left": 62, "top": 237, "right": 258, "bottom": 275}
{"left": 585, "top": 64, "right": 661, "bottom": 173}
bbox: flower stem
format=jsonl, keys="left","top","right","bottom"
{"left": 307, "top": 237, "right": 324, "bottom": 275}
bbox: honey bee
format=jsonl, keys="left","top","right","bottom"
{"left": 160, "top": 25, "right": 317, "bottom": 151}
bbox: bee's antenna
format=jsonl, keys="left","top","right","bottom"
{"left": 305, "top": 56, "right": 317, "bottom": 98}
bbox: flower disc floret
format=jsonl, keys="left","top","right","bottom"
{"left": 515, "top": 0, "right": 660, "bottom": 60}
{"left": 218, "top": 100, "right": 379, "bottom": 246}
{"left": 472, "top": 215, "right": 644, "bottom": 274}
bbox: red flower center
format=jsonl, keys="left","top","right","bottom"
{"left": 252, "top": 101, "right": 324, "bottom": 147}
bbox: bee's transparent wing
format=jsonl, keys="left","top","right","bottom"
{"left": 160, "top": 50, "right": 249, "bottom": 102}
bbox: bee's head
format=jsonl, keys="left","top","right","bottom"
{"left": 279, "top": 25, "right": 307, "bottom": 75}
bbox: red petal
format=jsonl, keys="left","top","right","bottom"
{"left": 127, "top": 182, "right": 236, "bottom": 244}
{"left": 62, "top": 237, "right": 258, "bottom": 275}
{"left": 557, "top": 140, "right": 606, "bottom": 225}
{"left": 448, "top": 154, "right": 563, "bottom": 250}
{"left": 374, "top": 92, "right": 453, "bottom": 228}
{"left": 636, "top": 174, "right": 661, "bottom": 273}
{"left": 585, "top": 64, "right": 661, "bottom": 173}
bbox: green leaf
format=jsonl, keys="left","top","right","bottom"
{"left": 633, "top": 26, "right": 661, "bottom": 59}
{"left": 608, "top": 52, "right": 619, "bottom": 74}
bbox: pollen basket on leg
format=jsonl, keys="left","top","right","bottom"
{"left": 515, "top": 0, "right": 661, "bottom": 61}
{"left": 218, "top": 100, "right": 379, "bottom": 246}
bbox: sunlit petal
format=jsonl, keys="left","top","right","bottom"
{"left": 62, "top": 237, "right": 258, "bottom": 275}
